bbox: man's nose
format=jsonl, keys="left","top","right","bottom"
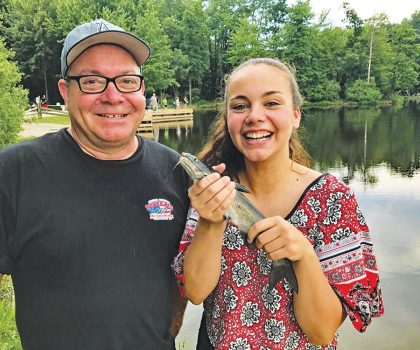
{"left": 100, "top": 81, "right": 124, "bottom": 103}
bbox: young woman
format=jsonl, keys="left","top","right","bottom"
{"left": 173, "top": 58, "right": 384, "bottom": 349}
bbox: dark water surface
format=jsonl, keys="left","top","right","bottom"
{"left": 157, "top": 102, "right": 420, "bottom": 350}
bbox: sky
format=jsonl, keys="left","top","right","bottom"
{"left": 296, "top": 0, "right": 419, "bottom": 26}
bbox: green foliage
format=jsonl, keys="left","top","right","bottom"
{"left": 346, "top": 79, "right": 382, "bottom": 104}
{"left": 226, "top": 17, "right": 266, "bottom": 65}
{"left": 0, "top": 276, "right": 21, "bottom": 350}
{"left": 134, "top": 0, "right": 176, "bottom": 93}
{"left": 309, "top": 80, "right": 341, "bottom": 102}
{"left": 5, "top": 0, "right": 61, "bottom": 102}
{"left": 1, "top": 0, "right": 419, "bottom": 104}
{"left": 0, "top": 40, "right": 28, "bottom": 148}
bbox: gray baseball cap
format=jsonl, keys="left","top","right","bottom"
{"left": 61, "top": 19, "right": 150, "bottom": 76}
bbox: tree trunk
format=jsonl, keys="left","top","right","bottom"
{"left": 189, "top": 76, "right": 192, "bottom": 106}
{"left": 43, "top": 57, "right": 49, "bottom": 102}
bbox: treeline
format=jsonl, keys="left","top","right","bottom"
{"left": 0, "top": 0, "right": 419, "bottom": 105}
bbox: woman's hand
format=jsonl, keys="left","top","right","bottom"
{"left": 187, "top": 164, "right": 236, "bottom": 224}
{"left": 247, "top": 216, "right": 315, "bottom": 262}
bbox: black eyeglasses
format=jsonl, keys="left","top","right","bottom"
{"left": 65, "top": 74, "right": 144, "bottom": 94}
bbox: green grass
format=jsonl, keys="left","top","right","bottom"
{"left": 0, "top": 276, "right": 21, "bottom": 350}
{"left": 32, "top": 115, "right": 70, "bottom": 125}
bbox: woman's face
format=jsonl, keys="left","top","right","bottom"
{"left": 226, "top": 64, "right": 301, "bottom": 165}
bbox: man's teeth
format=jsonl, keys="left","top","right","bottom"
{"left": 99, "top": 114, "right": 126, "bottom": 118}
{"left": 245, "top": 132, "right": 272, "bottom": 140}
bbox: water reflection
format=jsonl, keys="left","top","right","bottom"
{"left": 157, "top": 102, "right": 420, "bottom": 180}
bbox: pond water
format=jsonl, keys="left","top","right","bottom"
{"left": 154, "top": 102, "right": 420, "bottom": 350}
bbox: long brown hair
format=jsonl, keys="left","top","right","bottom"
{"left": 199, "top": 57, "right": 311, "bottom": 179}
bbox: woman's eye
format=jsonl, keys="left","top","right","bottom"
{"left": 231, "top": 104, "right": 247, "bottom": 111}
{"left": 266, "top": 101, "right": 280, "bottom": 107}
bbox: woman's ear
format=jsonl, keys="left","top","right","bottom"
{"left": 293, "top": 107, "right": 301, "bottom": 129}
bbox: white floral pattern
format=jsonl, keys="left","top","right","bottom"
{"left": 257, "top": 249, "right": 272, "bottom": 275}
{"left": 224, "top": 286, "right": 238, "bottom": 311}
{"left": 232, "top": 261, "right": 252, "bottom": 287}
{"left": 289, "top": 209, "right": 308, "bottom": 227}
{"left": 264, "top": 318, "right": 286, "bottom": 343}
{"left": 224, "top": 225, "right": 244, "bottom": 250}
{"left": 262, "top": 284, "right": 281, "bottom": 313}
{"left": 229, "top": 337, "right": 251, "bottom": 350}
{"left": 240, "top": 301, "right": 261, "bottom": 327}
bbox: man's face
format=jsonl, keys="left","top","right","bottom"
{"left": 58, "top": 44, "right": 145, "bottom": 154}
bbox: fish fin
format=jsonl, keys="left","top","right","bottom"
{"left": 235, "top": 183, "right": 251, "bottom": 193}
{"left": 269, "top": 259, "right": 299, "bottom": 293}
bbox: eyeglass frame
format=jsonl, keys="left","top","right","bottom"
{"left": 64, "top": 74, "right": 144, "bottom": 94}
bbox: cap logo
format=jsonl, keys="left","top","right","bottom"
{"left": 98, "top": 21, "right": 110, "bottom": 32}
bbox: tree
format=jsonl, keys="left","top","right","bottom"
{"left": 179, "top": 0, "right": 210, "bottom": 102}
{"left": 389, "top": 20, "right": 419, "bottom": 94}
{"left": 5, "top": 0, "right": 61, "bottom": 103}
{"left": 0, "top": 40, "right": 28, "bottom": 147}
{"left": 133, "top": 0, "right": 176, "bottom": 93}
{"left": 271, "top": 0, "right": 319, "bottom": 100}
{"left": 206, "top": 0, "right": 248, "bottom": 98}
{"left": 226, "top": 17, "right": 266, "bottom": 66}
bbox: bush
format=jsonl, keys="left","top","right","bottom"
{"left": 0, "top": 40, "right": 28, "bottom": 149}
{"left": 308, "top": 80, "right": 341, "bottom": 102}
{"left": 0, "top": 276, "right": 21, "bottom": 350}
{"left": 345, "top": 79, "right": 382, "bottom": 105}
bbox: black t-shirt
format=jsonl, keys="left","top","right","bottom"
{"left": 0, "top": 129, "right": 189, "bottom": 349}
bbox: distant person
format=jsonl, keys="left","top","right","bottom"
{"left": 173, "top": 58, "right": 384, "bottom": 349}
{"left": 40, "top": 94, "right": 48, "bottom": 108}
{"left": 151, "top": 92, "right": 158, "bottom": 111}
{"left": 183, "top": 96, "right": 189, "bottom": 107}
{"left": 162, "top": 96, "right": 168, "bottom": 108}
{"left": 0, "top": 19, "right": 190, "bottom": 350}
{"left": 175, "top": 96, "right": 180, "bottom": 109}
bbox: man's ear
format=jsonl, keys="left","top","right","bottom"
{"left": 58, "top": 79, "right": 69, "bottom": 106}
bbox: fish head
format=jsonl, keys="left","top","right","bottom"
{"left": 179, "top": 153, "right": 213, "bottom": 182}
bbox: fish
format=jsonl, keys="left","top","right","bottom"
{"left": 179, "top": 152, "right": 298, "bottom": 292}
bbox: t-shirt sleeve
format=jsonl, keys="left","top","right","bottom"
{"left": 314, "top": 179, "right": 384, "bottom": 332}
{"left": 172, "top": 207, "right": 200, "bottom": 296}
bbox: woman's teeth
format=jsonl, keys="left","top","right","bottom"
{"left": 245, "top": 132, "right": 272, "bottom": 140}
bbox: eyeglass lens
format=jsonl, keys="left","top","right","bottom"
{"left": 79, "top": 75, "right": 142, "bottom": 93}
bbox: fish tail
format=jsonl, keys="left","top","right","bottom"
{"left": 269, "top": 259, "right": 299, "bottom": 293}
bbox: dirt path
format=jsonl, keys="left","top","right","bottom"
{"left": 20, "top": 122, "right": 67, "bottom": 138}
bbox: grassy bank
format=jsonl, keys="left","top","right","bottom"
{"left": 0, "top": 276, "right": 21, "bottom": 350}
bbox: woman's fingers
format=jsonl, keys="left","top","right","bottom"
{"left": 188, "top": 173, "right": 236, "bottom": 222}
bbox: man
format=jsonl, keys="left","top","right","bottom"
{"left": 0, "top": 19, "right": 189, "bottom": 349}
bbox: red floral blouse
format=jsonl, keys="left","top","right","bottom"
{"left": 173, "top": 174, "right": 384, "bottom": 349}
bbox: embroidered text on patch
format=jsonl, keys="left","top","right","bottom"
{"left": 145, "top": 198, "right": 174, "bottom": 220}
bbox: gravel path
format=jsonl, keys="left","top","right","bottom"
{"left": 20, "top": 122, "right": 67, "bottom": 138}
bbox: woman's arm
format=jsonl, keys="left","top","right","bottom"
{"left": 183, "top": 172, "right": 236, "bottom": 304}
{"left": 249, "top": 217, "right": 344, "bottom": 345}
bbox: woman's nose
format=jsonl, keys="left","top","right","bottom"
{"left": 245, "top": 105, "right": 265, "bottom": 124}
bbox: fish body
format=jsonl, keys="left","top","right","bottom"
{"left": 179, "top": 152, "right": 298, "bottom": 292}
